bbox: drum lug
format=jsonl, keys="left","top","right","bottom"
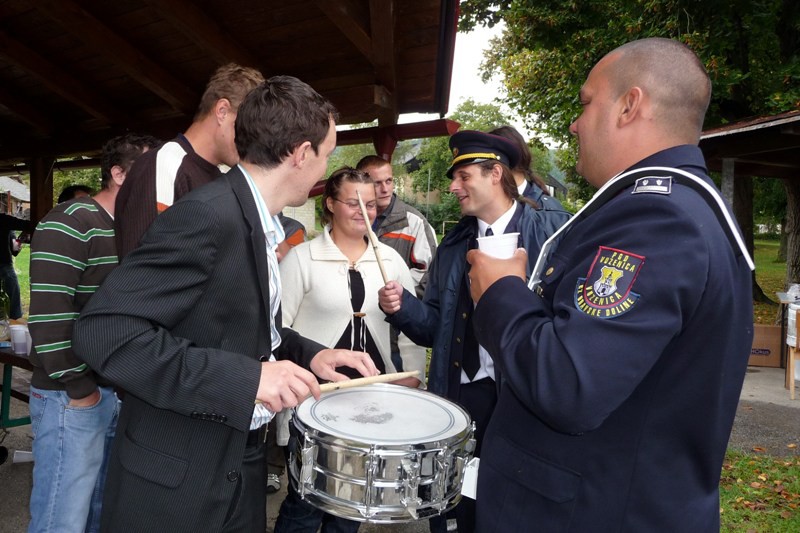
{"left": 466, "top": 422, "right": 477, "bottom": 453}
{"left": 432, "top": 449, "right": 449, "bottom": 510}
{"left": 299, "top": 433, "right": 317, "bottom": 498}
{"left": 400, "top": 456, "right": 422, "bottom": 520}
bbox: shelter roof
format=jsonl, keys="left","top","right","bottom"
{"left": 700, "top": 109, "right": 800, "bottom": 179}
{"left": 0, "top": 0, "right": 458, "bottom": 169}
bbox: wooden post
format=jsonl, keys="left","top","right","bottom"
{"left": 28, "top": 157, "right": 54, "bottom": 225}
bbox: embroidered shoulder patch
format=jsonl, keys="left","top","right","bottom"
{"left": 574, "top": 246, "right": 644, "bottom": 319}
{"left": 631, "top": 176, "right": 672, "bottom": 195}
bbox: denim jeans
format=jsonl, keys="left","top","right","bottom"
{"left": 28, "top": 385, "right": 120, "bottom": 533}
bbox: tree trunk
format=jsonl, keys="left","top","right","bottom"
{"left": 779, "top": 214, "right": 788, "bottom": 262}
{"left": 734, "top": 175, "right": 771, "bottom": 302}
{"left": 784, "top": 179, "right": 800, "bottom": 287}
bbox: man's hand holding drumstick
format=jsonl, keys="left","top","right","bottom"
{"left": 257, "top": 349, "right": 381, "bottom": 412}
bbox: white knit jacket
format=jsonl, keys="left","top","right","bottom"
{"left": 279, "top": 225, "right": 427, "bottom": 381}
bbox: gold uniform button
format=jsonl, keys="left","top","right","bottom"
{"left": 545, "top": 267, "right": 554, "bottom": 276}
{"left": 454, "top": 361, "right": 460, "bottom": 368}
{"left": 462, "top": 312, "right": 468, "bottom": 319}
{"left": 455, "top": 337, "right": 461, "bottom": 343}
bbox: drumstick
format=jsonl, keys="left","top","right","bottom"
{"left": 319, "top": 370, "right": 420, "bottom": 392}
{"left": 254, "top": 370, "right": 420, "bottom": 405}
{"left": 356, "top": 189, "right": 390, "bottom": 285}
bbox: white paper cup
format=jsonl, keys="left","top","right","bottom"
{"left": 10, "top": 325, "right": 28, "bottom": 355}
{"left": 476, "top": 232, "right": 519, "bottom": 259}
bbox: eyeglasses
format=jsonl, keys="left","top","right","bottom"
{"left": 333, "top": 198, "right": 377, "bottom": 210}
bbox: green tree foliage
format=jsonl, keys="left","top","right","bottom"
{"left": 52, "top": 168, "right": 100, "bottom": 207}
{"left": 753, "top": 176, "right": 787, "bottom": 232}
{"left": 407, "top": 99, "right": 554, "bottom": 232}
{"left": 460, "top": 0, "right": 800, "bottom": 200}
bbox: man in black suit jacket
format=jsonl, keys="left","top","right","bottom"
{"left": 73, "top": 76, "right": 377, "bottom": 533}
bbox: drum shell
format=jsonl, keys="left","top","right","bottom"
{"left": 287, "top": 385, "right": 474, "bottom": 523}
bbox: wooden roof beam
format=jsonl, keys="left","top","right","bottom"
{"left": 314, "top": 0, "right": 372, "bottom": 60}
{"left": 0, "top": 87, "right": 54, "bottom": 136}
{"left": 0, "top": 30, "right": 123, "bottom": 124}
{"left": 369, "top": 0, "right": 398, "bottom": 126}
{"left": 140, "top": 0, "right": 263, "bottom": 71}
{"left": 35, "top": 0, "right": 197, "bottom": 114}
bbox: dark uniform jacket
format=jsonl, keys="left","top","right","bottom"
{"left": 388, "top": 200, "right": 570, "bottom": 400}
{"left": 472, "top": 145, "right": 753, "bottom": 532}
{"left": 73, "top": 168, "right": 324, "bottom": 532}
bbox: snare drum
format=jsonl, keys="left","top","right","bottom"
{"left": 288, "top": 383, "right": 475, "bottom": 523}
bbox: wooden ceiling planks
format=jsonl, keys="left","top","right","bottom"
{"left": 0, "top": 0, "right": 457, "bottom": 167}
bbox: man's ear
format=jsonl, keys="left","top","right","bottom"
{"left": 110, "top": 165, "right": 126, "bottom": 187}
{"left": 618, "top": 87, "right": 643, "bottom": 127}
{"left": 291, "top": 141, "right": 312, "bottom": 168}
{"left": 491, "top": 163, "right": 503, "bottom": 184}
{"left": 214, "top": 98, "right": 232, "bottom": 124}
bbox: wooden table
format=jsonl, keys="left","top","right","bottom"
{"left": 0, "top": 347, "right": 33, "bottom": 430}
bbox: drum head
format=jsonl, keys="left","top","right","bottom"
{"left": 296, "top": 383, "right": 469, "bottom": 445}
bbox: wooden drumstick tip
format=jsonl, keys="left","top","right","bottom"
{"left": 253, "top": 370, "right": 421, "bottom": 405}
{"left": 319, "top": 370, "right": 420, "bottom": 392}
{"left": 356, "top": 189, "right": 390, "bottom": 285}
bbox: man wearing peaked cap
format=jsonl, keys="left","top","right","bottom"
{"left": 446, "top": 130, "right": 521, "bottom": 178}
{"left": 378, "top": 129, "right": 570, "bottom": 533}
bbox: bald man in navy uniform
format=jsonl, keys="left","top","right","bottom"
{"left": 467, "top": 38, "right": 753, "bottom": 531}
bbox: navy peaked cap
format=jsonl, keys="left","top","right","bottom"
{"left": 446, "top": 130, "right": 521, "bottom": 178}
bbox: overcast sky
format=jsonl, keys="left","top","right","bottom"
{"left": 398, "top": 23, "right": 541, "bottom": 142}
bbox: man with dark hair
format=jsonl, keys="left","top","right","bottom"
{"left": 115, "top": 63, "right": 264, "bottom": 259}
{"left": 27, "top": 133, "right": 159, "bottom": 533}
{"left": 378, "top": 130, "right": 570, "bottom": 533}
{"left": 0, "top": 212, "right": 32, "bottom": 320}
{"left": 467, "top": 38, "right": 753, "bottom": 531}
{"left": 72, "top": 76, "right": 378, "bottom": 533}
{"left": 57, "top": 184, "right": 93, "bottom": 204}
{"left": 356, "top": 155, "right": 436, "bottom": 298}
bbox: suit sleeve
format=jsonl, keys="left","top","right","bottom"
{"left": 73, "top": 200, "right": 261, "bottom": 432}
{"left": 473, "top": 196, "right": 707, "bottom": 434}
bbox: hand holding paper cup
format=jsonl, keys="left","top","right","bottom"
{"left": 476, "top": 232, "right": 519, "bottom": 259}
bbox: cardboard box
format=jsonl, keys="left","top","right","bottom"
{"left": 749, "top": 324, "right": 782, "bottom": 368}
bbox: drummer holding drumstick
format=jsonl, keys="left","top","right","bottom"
{"left": 275, "top": 167, "right": 426, "bottom": 533}
{"left": 72, "top": 78, "right": 380, "bottom": 533}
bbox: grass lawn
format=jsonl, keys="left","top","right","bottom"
{"left": 10, "top": 239, "right": 800, "bottom": 529}
{"left": 753, "top": 238, "right": 786, "bottom": 325}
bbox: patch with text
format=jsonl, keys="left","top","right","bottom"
{"left": 574, "top": 246, "right": 644, "bottom": 319}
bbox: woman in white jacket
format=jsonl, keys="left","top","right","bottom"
{"left": 279, "top": 167, "right": 426, "bottom": 386}
{"left": 275, "top": 167, "right": 426, "bottom": 532}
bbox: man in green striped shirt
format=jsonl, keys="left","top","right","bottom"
{"left": 27, "top": 133, "right": 159, "bottom": 533}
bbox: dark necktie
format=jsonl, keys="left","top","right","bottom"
{"left": 485, "top": 227, "right": 494, "bottom": 236}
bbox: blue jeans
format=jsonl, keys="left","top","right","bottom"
{"left": 28, "top": 386, "right": 120, "bottom": 533}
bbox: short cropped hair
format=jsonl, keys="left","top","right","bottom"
{"left": 194, "top": 63, "right": 265, "bottom": 120}
{"left": 356, "top": 155, "right": 391, "bottom": 173}
{"left": 100, "top": 133, "right": 161, "bottom": 189}
{"left": 607, "top": 38, "right": 711, "bottom": 138}
{"left": 234, "top": 75, "right": 339, "bottom": 168}
{"left": 321, "top": 167, "right": 373, "bottom": 226}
